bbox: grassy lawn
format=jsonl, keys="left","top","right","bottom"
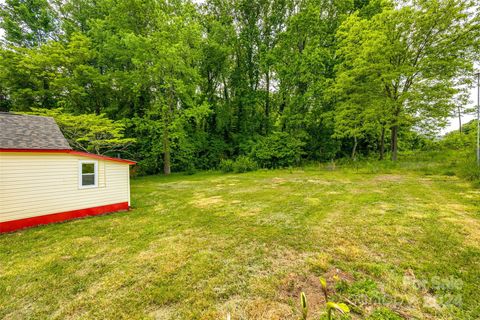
{"left": 1, "top": 165, "right": 479, "bottom": 319}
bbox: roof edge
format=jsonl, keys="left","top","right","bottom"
{"left": 0, "top": 149, "right": 136, "bottom": 165}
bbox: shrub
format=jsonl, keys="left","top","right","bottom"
{"left": 219, "top": 159, "right": 234, "bottom": 173}
{"left": 232, "top": 156, "right": 257, "bottom": 173}
{"left": 252, "top": 132, "right": 305, "bottom": 169}
{"left": 184, "top": 162, "right": 197, "bottom": 175}
{"left": 458, "top": 157, "right": 480, "bottom": 184}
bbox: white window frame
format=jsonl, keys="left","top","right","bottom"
{"left": 78, "top": 160, "right": 98, "bottom": 189}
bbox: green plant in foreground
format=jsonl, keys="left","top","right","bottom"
{"left": 300, "top": 291, "right": 308, "bottom": 320}
{"left": 300, "top": 277, "right": 350, "bottom": 319}
{"left": 326, "top": 302, "right": 350, "bottom": 320}
{"left": 320, "top": 277, "right": 350, "bottom": 320}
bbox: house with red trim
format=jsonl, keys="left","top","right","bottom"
{"left": 0, "top": 112, "right": 136, "bottom": 233}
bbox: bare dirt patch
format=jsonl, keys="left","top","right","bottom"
{"left": 323, "top": 267, "right": 355, "bottom": 284}
{"left": 278, "top": 273, "right": 326, "bottom": 315}
{"left": 276, "top": 268, "right": 354, "bottom": 318}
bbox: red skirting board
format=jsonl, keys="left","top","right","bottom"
{"left": 0, "top": 202, "right": 129, "bottom": 233}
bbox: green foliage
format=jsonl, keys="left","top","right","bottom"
{"left": 0, "top": 0, "right": 479, "bottom": 174}
{"left": 252, "top": 132, "right": 305, "bottom": 169}
{"left": 319, "top": 277, "right": 328, "bottom": 300}
{"left": 219, "top": 156, "right": 257, "bottom": 174}
{"left": 438, "top": 121, "right": 480, "bottom": 185}
{"left": 441, "top": 120, "right": 477, "bottom": 150}
{"left": 300, "top": 291, "right": 308, "bottom": 320}
{"left": 336, "top": 279, "right": 383, "bottom": 302}
{"left": 326, "top": 302, "right": 350, "bottom": 320}
{"left": 219, "top": 159, "right": 234, "bottom": 173}
{"left": 232, "top": 156, "right": 257, "bottom": 173}
{"left": 23, "top": 108, "right": 135, "bottom": 155}
{"left": 334, "top": 0, "right": 479, "bottom": 160}
{"left": 457, "top": 157, "right": 480, "bottom": 185}
{"left": 0, "top": 0, "right": 58, "bottom": 47}
{"left": 366, "top": 308, "right": 402, "bottom": 320}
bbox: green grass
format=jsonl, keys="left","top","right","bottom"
{"left": 1, "top": 164, "right": 479, "bottom": 319}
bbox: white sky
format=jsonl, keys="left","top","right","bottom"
{"left": 444, "top": 86, "right": 477, "bottom": 133}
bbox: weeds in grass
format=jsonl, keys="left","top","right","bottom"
{"left": 300, "top": 291, "right": 308, "bottom": 320}
{"left": 300, "top": 277, "right": 350, "bottom": 320}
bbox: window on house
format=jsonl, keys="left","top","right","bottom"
{"left": 79, "top": 161, "right": 98, "bottom": 188}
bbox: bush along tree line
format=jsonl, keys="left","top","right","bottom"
{"left": 1, "top": 0, "right": 479, "bottom": 175}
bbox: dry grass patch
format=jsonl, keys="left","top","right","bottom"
{"left": 221, "top": 297, "right": 294, "bottom": 320}
{"left": 372, "top": 174, "right": 404, "bottom": 183}
{"left": 237, "top": 207, "right": 262, "bottom": 217}
{"left": 191, "top": 194, "right": 224, "bottom": 208}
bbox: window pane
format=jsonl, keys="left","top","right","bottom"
{"left": 82, "top": 163, "right": 95, "bottom": 173}
{"left": 82, "top": 174, "right": 95, "bottom": 186}
{"left": 82, "top": 163, "right": 95, "bottom": 174}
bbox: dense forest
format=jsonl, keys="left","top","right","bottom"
{"left": 1, "top": 0, "right": 479, "bottom": 175}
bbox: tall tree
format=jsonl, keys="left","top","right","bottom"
{"left": 275, "top": 0, "right": 352, "bottom": 159}
{"left": 0, "top": 0, "right": 58, "bottom": 47}
{"left": 131, "top": 1, "right": 206, "bottom": 175}
{"left": 335, "top": 0, "right": 480, "bottom": 160}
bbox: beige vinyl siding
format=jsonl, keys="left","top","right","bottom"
{"left": 0, "top": 152, "right": 130, "bottom": 223}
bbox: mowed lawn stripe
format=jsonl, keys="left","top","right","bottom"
{"left": 1, "top": 168, "right": 479, "bottom": 319}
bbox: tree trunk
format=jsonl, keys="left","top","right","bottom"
{"left": 391, "top": 125, "right": 398, "bottom": 161}
{"left": 42, "top": 78, "right": 50, "bottom": 109}
{"left": 265, "top": 69, "right": 270, "bottom": 134}
{"left": 162, "top": 124, "right": 171, "bottom": 175}
{"left": 457, "top": 106, "right": 462, "bottom": 133}
{"left": 163, "top": 87, "right": 175, "bottom": 175}
{"left": 222, "top": 75, "right": 229, "bottom": 103}
{"left": 379, "top": 126, "right": 385, "bottom": 160}
{"left": 351, "top": 136, "right": 358, "bottom": 159}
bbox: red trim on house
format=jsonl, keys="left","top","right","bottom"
{"left": 0, "top": 148, "right": 71, "bottom": 153}
{"left": 0, "top": 202, "right": 130, "bottom": 233}
{"left": 0, "top": 149, "right": 136, "bottom": 165}
{"left": 68, "top": 151, "right": 136, "bottom": 164}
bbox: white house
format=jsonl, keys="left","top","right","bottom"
{"left": 0, "top": 112, "right": 136, "bottom": 233}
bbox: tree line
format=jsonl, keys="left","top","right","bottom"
{"left": 1, "top": 0, "right": 479, "bottom": 174}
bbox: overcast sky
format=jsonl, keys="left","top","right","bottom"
{"left": 445, "top": 86, "right": 477, "bottom": 133}
{"left": 0, "top": 10, "right": 477, "bottom": 134}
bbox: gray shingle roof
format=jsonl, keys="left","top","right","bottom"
{"left": 0, "top": 112, "right": 72, "bottom": 150}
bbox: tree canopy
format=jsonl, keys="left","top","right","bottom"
{"left": 1, "top": 0, "right": 479, "bottom": 174}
